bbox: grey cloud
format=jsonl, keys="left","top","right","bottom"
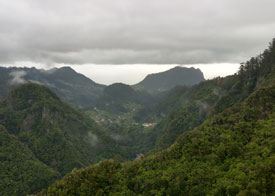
{"left": 0, "top": 0, "right": 275, "bottom": 65}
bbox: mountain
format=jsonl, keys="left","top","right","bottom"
{"left": 151, "top": 38, "right": 275, "bottom": 152}
{"left": 97, "top": 83, "right": 156, "bottom": 114}
{"left": 0, "top": 83, "right": 120, "bottom": 195}
{"left": 0, "top": 66, "right": 204, "bottom": 108}
{"left": 101, "top": 83, "right": 137, "bottom": 104}
{"left": 133, "top": 66, "right": 205, "bottom": 93}
{"left": 36, "top": 69, "right": 275, "bottom": 196}
{"left": 151, "top": 77, "right": 235, "bottom": 151}
{"left": 0, "top": 66, "right": 105, "bottom": 107}
{"left": 36, "top": 38, "right": 275, "bottom": 196}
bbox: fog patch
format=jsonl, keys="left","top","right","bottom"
{"left": 213, "top": 87, "right": 223, "bottom": 97}
{"left": 9, "top": 70, "right": 27, "bottom": 85}
{"left": 196, "top": 100, "right": 209, "bottom": 111}
{"left": 87, "top": 132, "right": 99, "bottom": 146}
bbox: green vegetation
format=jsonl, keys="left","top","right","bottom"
{"left": 151, "top": 38, "right": 275, "bottom": 152}
{"left": 36, "top": 81, "right": 275, "bottom": 196}
{"left": 0, "top": 125, "right": 59, "bottom": 196}
{"left": 2, "top": 38, "right": 275, "bottom": 195}
{"left": 83, "top": 102, "right": 157, "bottom": 160}
{"left": 0, "top": 83, "right": 120, "bottom": 195}
{"left": 36, "top": 38, "right": 275, "bottom": 196}
{"left": 97, "top": 83, "right": 156, "bottom": 115}
{"left": 152, "top": 76, "right": 235, "bottom": 151}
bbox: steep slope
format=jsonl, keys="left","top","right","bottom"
{"left": 0, "top": 66, "right": 105, "bottom": 106}
{"left": 0, "top": 125, "right": 59, "bottom": 196}
{"left": 151, "top": 38, "right": 275, "bottom": 151}
{"left": 152, "top": 76, "right": 235, "bottom": 151}
{"left": 0, "top": 83, "right": 119, "bottom": 176}
{"left": 36, "top": 38, "right": 275, "bottom": 196}
{"left": 212, "top": 38, "right": 275, "bottom": 115}
{"left": 134, "top": 66, "right": 204, "bottom": 93}
{"left": 36, "top": 76, "right": 275, "bottom": 196}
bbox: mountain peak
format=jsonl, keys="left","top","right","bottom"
{"left": 103, "top": 83, "right": 136, "bottom": 100}
{"left": 134, "top": 66, "right": 204, "bottom": 93}
{"left": 7, "top": 83, "right": 59, "bottom": 110}
{"left": 0, "top": 66, "right": 105, "bottom": 107}
{"left": 57, "top": 66, "right": 77, "bottom": 73}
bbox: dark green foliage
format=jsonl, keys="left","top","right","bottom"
{"left": 102, "top": 120, "right": 157, "bottom": 160}
{"left": 134, "top": 66, "right": 205, "bottom": 94}
{"left": 212, "top": 38, "right": 275, "bottom": 115}
{"left": 6, "top": 38, "right": 275, "bottom": 195}
{"left": 37, "top": 38, "right": 275, "bottom": 195}
{"left": 0, "top": 83, "right": 120, "bottom": 195}
{"left": 152, "top": 77, "right": 233, "bottom": 151}
{"left": 151, "top": 38, "right": 275, "bottom": 151}
{"left": 0, "top": 125, "right": 59, "bottom": 196}
{"left": 37, "top": 82, "right": 275, "bottom": 196}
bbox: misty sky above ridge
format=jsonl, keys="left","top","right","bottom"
{"left": 0, "top": 0, "right": 275, "bottom": 84}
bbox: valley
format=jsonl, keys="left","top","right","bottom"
{"left": 1, "top": 1, "right": 275, "bottom": 195}
{"left": 1, "top": 39, "right": 275, "bottom": 195}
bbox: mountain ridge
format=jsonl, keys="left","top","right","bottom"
{"left": 0, "top": 66, "right": 105, "bottom": 107}
{"left": 35, "top": 37, "right": 275, "bottom": 196}
{"left": 36, "top": 75, "right": 275, "bottom": 196}
{"left": 133, "top": 66, "right": 205, "bottom": 93}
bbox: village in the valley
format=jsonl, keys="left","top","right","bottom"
{"left": 85, "top": 106, "right": 157, "bottom": 128}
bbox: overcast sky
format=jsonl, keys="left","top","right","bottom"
{"left": 1, "top": 0, "right": 275, "bottom": 84}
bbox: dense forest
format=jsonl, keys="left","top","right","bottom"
{"left": 0, "top": 84, "right": 123, "bottom": 195}
{"left": 35, "top": 39, "right": 275, "bottom": 195}
{"left": 37, "top": 82, "right": 275, "bottom": 196}
{"left": 1, "top": 38, "right": 275, "bottom": 195}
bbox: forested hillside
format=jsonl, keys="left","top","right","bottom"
{"left": 0, "top": 125, "right": 59, "bottom": 196}
{"left": 36, "top": 38, "right": 275, "bottom": 196}
{"left": 36, "top": 73, "right": 275, "bottom": 196}
{"left": 151, "top": 38, "right": 275, "bottom": 151}
{"left": 97, "top": 83, "right": 155, "bottom": 114}
{"left": 152, "top": 77, "right": 235, "bottom": 151}
{"left": 0, "top": 83, "right": 120, "bottom": 195}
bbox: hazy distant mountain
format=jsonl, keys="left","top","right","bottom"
{"left": 133, "top": 66, "right": 205, "bottom": 93}
{"left": 97, "top": 83, "right": 155, "bottom": 114}
{"left": 0, "top": 66, "right": 105, "bottom": 107}
{"left": 102, "top": 83, "right": 137, "bottom": 103}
